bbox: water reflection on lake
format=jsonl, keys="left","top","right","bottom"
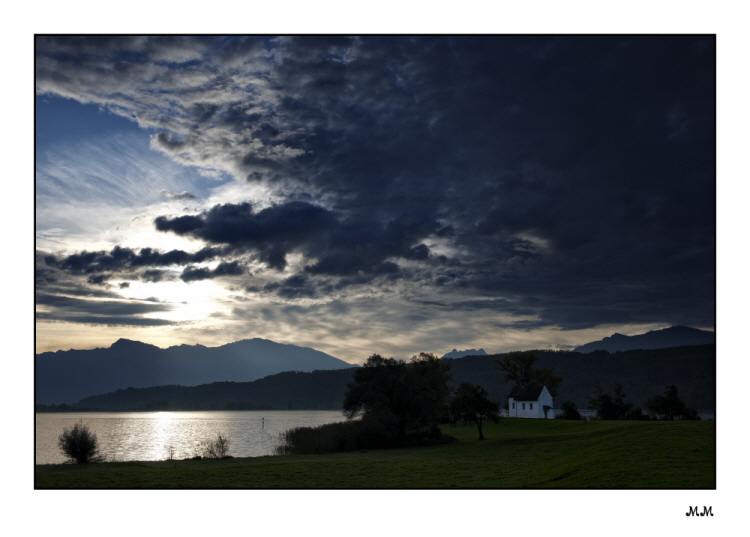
{"left": 36, "top": 410, "right": 347, "bottom": 465}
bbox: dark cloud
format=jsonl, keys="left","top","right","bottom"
{"left": 45, "top": 245, "right": 222, "bottom": 274}
{"left": 258, "top": 275, "right": 319, "bottom": 300}
{"left": 36, "top": 292, "right": 176, "bottom": 326}
{"left": 86, "top": 274, "right": 110, "bottom": 286}
{"left": 35, "top": 312, "right": 176, "bottom": 327}
{"left": 155, "top": 201, "right": 443, "bottom": 276}
{"left": 161, "top": 189, "right": 197, "bottom": 200}
{"left": 275, "top": 275, "right": 318, "bottom": 299}
{"left": 36, "top": 251, "right": 180, "bottom": 328}
{"left": 156, "top": 202, "right": 333, "bottom": 245}
{"left": 37, "top": 292, "right": 169, "bottom": 313}
{"left": 141, "top": 270, "right": 168, "bottom": 283}
{"left": 180, "top": 261, "right": 245, "bottom": 282}
{"left": 36, "top": 36, "right": 715, "bottom": 332}
{"left": 156, "top": 201, "right": 336, "bottom": 270}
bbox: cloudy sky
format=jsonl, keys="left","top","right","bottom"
{"left": 35, "top": 35, "right": 715, "bottom": 363}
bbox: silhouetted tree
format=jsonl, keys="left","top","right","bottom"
{"left": 493, "top": 351, "right": 562, "bottom": 396}
{"left": 58, "top": 421, "right": 103, "bottom": 463}
{"left": 560, "top": 400, "right": 582, "bottom": 420}
{"left": 587, "top": 383, "right": 645, "bottom": 420}
{"left": 343, "top": 352, "right": 452, "bottom": 444}
{"left": 646, "top": 385, "right": 699, "bottom": 420}
{"left": 587, "top": 385, "right": 620, "bottom": 419}
{"left": 449, "top": 383, "right": 500, "bottom": 440}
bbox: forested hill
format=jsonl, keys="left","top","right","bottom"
{"left": 73, "top": 368, "right": 356, "bottom": 411}
{"left": 446, "top": 344, "right": 715, "bottom": 411}
{"left": 48, "top": 344, "right": 715, "bottom": 412}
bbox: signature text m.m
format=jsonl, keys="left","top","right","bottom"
{"left": 686, "top": 506, "right": 713, "bottom": 517}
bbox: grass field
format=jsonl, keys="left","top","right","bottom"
{"left": 35, "top": 418, "right": 715, "bottom": 489}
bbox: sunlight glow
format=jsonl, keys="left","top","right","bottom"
{"left": 124, "top": 279, "right": 232, "bottom": 323}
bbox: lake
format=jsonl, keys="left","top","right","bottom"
{"left": 36, "top": 410, "right": 347, "bottom": 465}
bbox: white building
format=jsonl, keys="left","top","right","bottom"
{"left": 508, "top": 384, "right": 555, "bottom": 419}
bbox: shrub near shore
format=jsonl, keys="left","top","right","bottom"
{"left": 276, "top": 419, "right": 455, "bottom": 455}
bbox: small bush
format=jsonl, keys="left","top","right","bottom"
{"left": 58, "top": 421, "right": 103, "bottom": 464}
{"left": 199, "top": 434, "right": 231, "bottom": 458}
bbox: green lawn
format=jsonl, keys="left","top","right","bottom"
{"left": 35, "top": 418, "right": 715, "bottom": 489}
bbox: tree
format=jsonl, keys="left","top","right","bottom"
{"left": 493, "top": 351, "right": 562, "bottom": 395}
{"left": 58, "top": 421, "right": 103, "bottom": 463}
{"left": 449, "top": 383, "right": 500, "bottom": 440}
{"left": 587, "top": 383, "right": 645, "bottom": 420}
{"left": 646, "top": 385, "right": 699, "bottom": 420}
{"left": 343, "top": 352, "right": 452, "bottom": 445}
{"left": 587, "top": 384, "right": 623, "bottom": 419}
{"left": 559, "top": 400, "right": 582, "bottom": 420}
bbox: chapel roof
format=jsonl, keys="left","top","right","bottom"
{"left": 508, "top": 384, "right": 546, "bottom": 401}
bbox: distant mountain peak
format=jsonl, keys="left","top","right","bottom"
{"left": 110, "top": 338, "right": 158, "bottom": 350}
{"left": 574, "top": 326, "right": 714, "bottom": 353}
{"left": 659, "top": 325, "right": 701, "bottom": 334}
{"left": 442, "top": 348, "right": 487, "bottom": 359}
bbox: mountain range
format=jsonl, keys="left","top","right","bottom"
{"left": 441, "top": 348, "right": 487, "bottom": 359}
{"left": 573, "top": 326, "right": 715, "bottom": 353}
{"left": 36, "top": 326, "right": 714, "bottom": 406}
{"left": 56, "top": 344, "right": 715, "bottom": 412}
{"left": 35, "top": 338, "right": 355, "bottom": 405}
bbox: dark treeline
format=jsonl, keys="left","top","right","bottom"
{"left": 69, "top": 368, "right": 356, "bottom": 411}
{"left": 45, "top": 344, "right": 715, "bottom": 412}
{"left": 35, "top": 403, "right": 100, "bottom": 413}
{"left": 449, "top": 344, "right": 715, "bottom": 411}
